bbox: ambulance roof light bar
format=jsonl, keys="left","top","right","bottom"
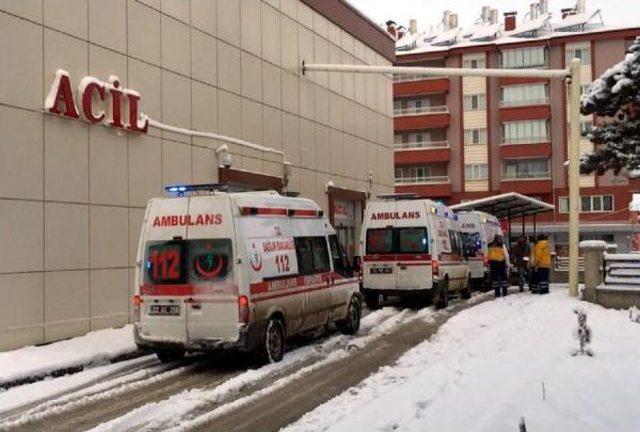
{"left": 164, "top": 182, "right": 271, "bottom": 196}
{"left": 377, "top": 193, "right": 421, "bottom": 201}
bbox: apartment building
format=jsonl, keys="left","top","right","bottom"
{"left": 0, "top": 0, "right": 395, "bottom": 350}
{"left": 391, "top": 0, "right": 640, "bottom": 253}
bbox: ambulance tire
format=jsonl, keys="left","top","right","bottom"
{"left": 263, "top": 317, "right": 286, "bottom": 363}
{"left": 337, "top": 296, "right": 362, "bottom": 335}
{"left": 461, "top": 276, "right": 472, "bottom": 299}
{"left": 435, "top": 279, "right": 449, "bottom": 309}
{"left": 364, "top": 292, "right": 380, "bottom": 310}
{"left": 154, "top": 348, "right": 185, "bottom": 363}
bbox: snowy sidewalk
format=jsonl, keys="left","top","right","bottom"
{"left": 285, "top": 287, "right": 640, "bottom": 432}
{"left": 0, "top": 325, "right": 138, "bottom": 388}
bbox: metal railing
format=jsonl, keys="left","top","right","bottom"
{"left": 500, "top": 135, "right": 550, "bottom": 145}
{"left": 393, "top": 74, "right": 446, "bottom": 82}
{"left": 554, "top": 255, "right": 585, "bottom": 272}
{"left": 499, "top": 97, "right": 550, "bottom": 108}
{"left": 501, "top": 171, "right": 550, "bottom": 180}
{"left": 394, "top": 175, "right": 451, "bottom": 184}
{"left": 394, "top": 105, "right": 448, "bottom": 116}
{"left": 394, "top": 141, "right": 449, "bottom": 150}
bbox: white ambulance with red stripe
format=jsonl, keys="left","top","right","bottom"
{"left": 133, "top": 185, "right": 361, "bottom": 363}
{"left": 359, "top": 196, "right": 471, "bottom": 309}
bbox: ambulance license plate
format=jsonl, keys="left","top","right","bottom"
{"left": 370, "top": 267, "right": 393, "bottom": 274}
{"left": 148, "top": 304, "right": 180, "bottom": 316}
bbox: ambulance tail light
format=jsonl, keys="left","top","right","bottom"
{"left": 483, "top": 255, "right": 489, "bottom": 269}
{"left": 238, "top": 295, "right": 250, "bottom": 324}
{"left": 431, "top": 259, "right": 440, "bottom": 277}
{"left": 133, "top": 295, "right": 142, "bottom": 321}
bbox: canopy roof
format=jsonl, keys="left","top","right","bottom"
{"left": 450, "top": 192, "right": 554, "bottom": 219}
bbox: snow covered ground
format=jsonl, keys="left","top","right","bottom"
{"left": 0, "top": 325, "right": 137, "bottom": 386}
{"left": 285, "top": 286, "right": 640, "bottom": 432}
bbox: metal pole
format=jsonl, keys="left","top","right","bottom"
{"left": 302, "top": 62, "right": 570, "bottom": 79}
{"left": 568, "top": 58, "right": 582, "bottom": 297}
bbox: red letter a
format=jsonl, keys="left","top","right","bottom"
{"left": 45, "top": 70, "right": 79, "bottom": 118}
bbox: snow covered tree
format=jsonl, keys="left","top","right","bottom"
{"left": 579, "top": 37, "right": 640, "bottom": 175}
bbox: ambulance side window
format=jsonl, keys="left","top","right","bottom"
{"left": 329, "top": 235, "right": 352, "bottom": 278}
{"left": 449, "top": 230, "right": 462, "bottom": 255}
{"left": 295, "top": 236, "right": 330, "bottom": 275}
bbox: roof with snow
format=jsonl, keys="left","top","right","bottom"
{"left": 394, "top": 8, "right": 617, "bottom": 56}
{"left": 450, "top": 192, "right": 555, "bottom": 218}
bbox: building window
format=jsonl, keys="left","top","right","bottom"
{"left": 501, "top": 158, "right": 550, "bottom": 179}
{"left": 500, "top": 83, "right": 549, "bottom": 107}
{"left": 501, "top": 47, "right": 548, "bottom": 69}
{"left": 501, "top": 119, "right": 549, "bottom": 144}
{"left": 464, "top": 94, "right": 486, "bottom": 111}
{"left": 463, "top": 57, "right": 486, "bottom": 69}
{"left": 465, "top": 164, "right": 488, "bottom": 180}
{"left": 566, "top": 47, "right": 591, "bottom": 66}
{"left": 559, "top": 195, "right": 614, "bottom": 213}
{"left": 464, "top": 128, "right": 487, "bottom": 145}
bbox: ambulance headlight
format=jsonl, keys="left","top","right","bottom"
{"left": 168, "top": 186, "right": 179, "bottom": 193}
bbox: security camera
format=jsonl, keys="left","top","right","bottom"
{"left": 221, "top": 152, "right": 233, "bottom": 168}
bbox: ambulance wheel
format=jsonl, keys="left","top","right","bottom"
{"left": 435, "top": 279, "right": 449, "bottom": 309}
{"left": 263, "top": 318, "right": 286, "bottom": 363}
{"left": 338, "top": 296, "right": 362, "bottom": 335}
{"left": 461, "top": 276, "right": 472, "bottom": 299}
{"left": 154, "top": 348, "right": 185, "bottom": 363}
{"left": 364, "top": 292, "right": 381, "bottom": 310}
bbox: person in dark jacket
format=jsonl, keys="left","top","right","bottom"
{"left": 488, "top": 235, "right": 508, "bottom": 297}
{"left": 511, "top": 236, "right": 531, "bottom": 293}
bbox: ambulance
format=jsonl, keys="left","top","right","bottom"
{"left": 133, "top": 185, "right": 362, "bottom": 363}
{"left": 359, "top": 196, "right": 471, "bottom": 309}
{"left": 457, "top": 211, "right": 509, "bottom": 290}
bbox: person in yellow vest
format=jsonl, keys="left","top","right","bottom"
{"left": 488, "top": 235, "right": 508, "bottom": 297}
{"left": 531, "top": 234, "right": 551, "bottom": 294}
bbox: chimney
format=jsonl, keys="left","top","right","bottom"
{"left": 385, "top": 20, "right": 398, "bottom": 39}
{"left": 561, "top": 7, "right": 576, "bottom": 18}
{"left": 443, "top": 10, "right": 451, "bottom": 30}
{"left": 481, "top": 6, "right": 491, "bottom": 23}
{"left": 490, "top": 8, "right": 499, "bottom": 25}
{"left": 539, "top": 0, "right": 549, "bottom": 14}
{"left": 409, "top": 18, "right": 418, "bottom": 34}
{"left": 576, "top": 0, "right": 586, "bottom": 13}
{"left": 449, "top": 13, "right": 459, "bottom": 29}
{"left": 530, "top": 3, "right": 539, "bottom": 20}
{"left": 504, "top": 11, "right": 517, "bottom": 31}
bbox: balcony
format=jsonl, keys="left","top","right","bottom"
{"left": 499, "top": 104, "right": 551, "bottom": 122}
{"left": 394, "top": 77, "right": 450, "bottom": 98}
{"left": 394, "top": 141, "right": 450, "bottom": 164}
{"left": 394, "top": 107, "right": 450, "bottom": 131}
{"left": 393, "top": 74, "right": 446, "bottom": 82}
{"left": 499, "top": 97, "right": 550, "bottom": 108}
{"left": 394, "top": 106, "right": 448, "bottom": 116}
{"left": 500, "top": 141, "right": 552, "bottom": 159}
{"left": 500, "top": 135, "right": 550, "bottom": 145}
{"left": 500, "top": 171, "right": 552, "bottom": 194}
{"left": 501, "top": 171, "right": 550, "bottom": 181}
{"left": 395, "top": 176, "right": 452, "bottom": 197}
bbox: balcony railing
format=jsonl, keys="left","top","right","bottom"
{"left": 394, "top": 141, "right": 449, "bottom": 150}
{"left": 395, "top": 175, "right": 451, "bottom": 184}
{"left": 500, "top": 62, "right": 549, "bottom": 70}
{"left": 501, "top": 171, "right": 550, "bottom": 180}
{"left": 500, "top": 135, "right": 550, "bottom": 145}
{"left": 393, "top": 74, "right": 446, "bottom": 82}
{"left": 394, "top": 105, "right": 449, "bottom": 116}
{"left": 499, "top": 97, "right": 550, "bottom": 108}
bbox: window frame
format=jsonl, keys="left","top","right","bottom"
{"left": 558, "top": 195, "right": 615, "bottom": 213}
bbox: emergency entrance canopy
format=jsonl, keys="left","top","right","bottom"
{"left": 450, "top": 192, "right": 554, "bottom": 219}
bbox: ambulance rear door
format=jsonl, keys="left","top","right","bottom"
{"left": 394, "top": 200, "right": 431, "bottom": 290}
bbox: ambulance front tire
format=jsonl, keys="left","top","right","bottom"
{"left": 337, "top": 296, "right": 362, "bottom": 335}
{"left": 154, "top": 348, "right": 185, "bottom": 363}
{"left": 262, "top": 317, "right": 286, "bottom": 363}
{"left": 461, "top": 276, "right": 472, "bottom": 299}
{"left": 364, "top": 291, "right": 380, "bottom": 310}
{"left": 435, "top": 278, "right": 449, "bottom": 309}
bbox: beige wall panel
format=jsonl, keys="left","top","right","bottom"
{"left": 241, "top": 99, "right": 263, "bottom": 152}
{"left": 89, "top": 0, "right": 127, "bottom": 54}
{"left": 161, "top": 140, "right": 192, "bottom": 186}
{"left": 0, "top": 106, "right": 43, "bottom": 200}
{"left": 463, "top": 76, "right": 486, "bottom": 95}
{"left": 217, "top": 40, "right": 241, "bottom": 94}
{"left": 191, "top": 81, "right": 218, "bottom": 136}
{"left": 192, "top": 146, "right": 218, "bottom": 185}
{"left": 299, "top": 78, "right": 315, "bottom": 121}
{"left": 44, "top": 0, "right": 87, "bottom": 39}
{"left": 299, "top": 118, "right": 316, "bottom": 169}
{"left": 129, "top": 134, "right": 162, "bottom": 208}
{"left": 282, "top": 112, "right": 300, "bottom": 166}
{"left": 261, "top": 2, "right": 281, "bottom": 66}
{"left": 329, "top": 93, "right": 343, "bottom": 131}
{"left": 282, "top": 71, "right": 299, "bottom": 115}
{"left": 263, "top": 62, "right": 282, "bottom": 109}
{"left": 89, "top": 128, "right": 128, "bottom": 206}
{"left": 127, "top": 0, "right": 161, "bottom": 66}
{"left": 329, "top": 43, "right": 343, "bottom": 94}
{"left": 161, "top": 0, "right": 190, "bottom": 23}
{"left": 297, "top": 2, "right": 313, "bottom": 28}
{"left": 465, "top": 180, "right": 489, "bottom": 192}
{"left": 44, "top": 270, "right": 90, "bottom": 342}
{"left": 129, "top": 208, "right": 145, "bottom": 267}
{"left": 45, "top": 203, "right": 89, "bottom": 271}
{"left": 44, "top": 28, "right": 87, "bottom": 106}
{"left": 464, "top": 145, "right": 489, "bottom": 164}
{"left": 0, "top": 13, "right": 42, "bottom": 108}
{"left": 190, "top": 0, "right": 216, "bottom": 35}
{"left": 0, "top": 273, "right": 44, "bottom": 351}
{"left": 128, "top": 59, "right": 162, "bottom": 131}
{"left": 315, "top": 85, "right": 330, "bottom": 126}
{"left": 216, "top": 0, "right": 240, "bottom": 46}
{"left": 161, "top": 71, "right": 191, "bottom": 143}
{"left": 0, "top": 0, "right": 42, "bottom": 23}
{"left": 263, "top": 106, "right": 283, "bottom": 151}
{"left": 241, "top": 0, "right": 262, "bottom": 56}
{"left": 191, "top": 29, "right": 217, "bottom": 86}
{"left": 241, "top": 52, "right": 263, "bottom": 101}
{"left": 217, "top": 90, "right": 242, "bottom": 141}
{"left": 330, "top": 129, "right": 344, "bottom": 177}
{"left": 0, "top": 200, "right": 43, "bottom": 273}
{"left": 463, "top": 110, "right": 487, "bottom": 129}
{"left": 315, "top": 124, "right": 331, "bottom": 172}
{"left": 579, "top": 175, "right": 596, "bottom": 188}
{"left": 281, "top": 15, "right": 299, "bottom": 74}
{"left": 90, "top": 269, "right": 129, "bottom": 330}
{"left": 90, "top": 205, "right": 129, "bottom": 269}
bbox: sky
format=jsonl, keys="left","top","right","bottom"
{"left": 347, "top": 0, "right": 639, "bottom": 32}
